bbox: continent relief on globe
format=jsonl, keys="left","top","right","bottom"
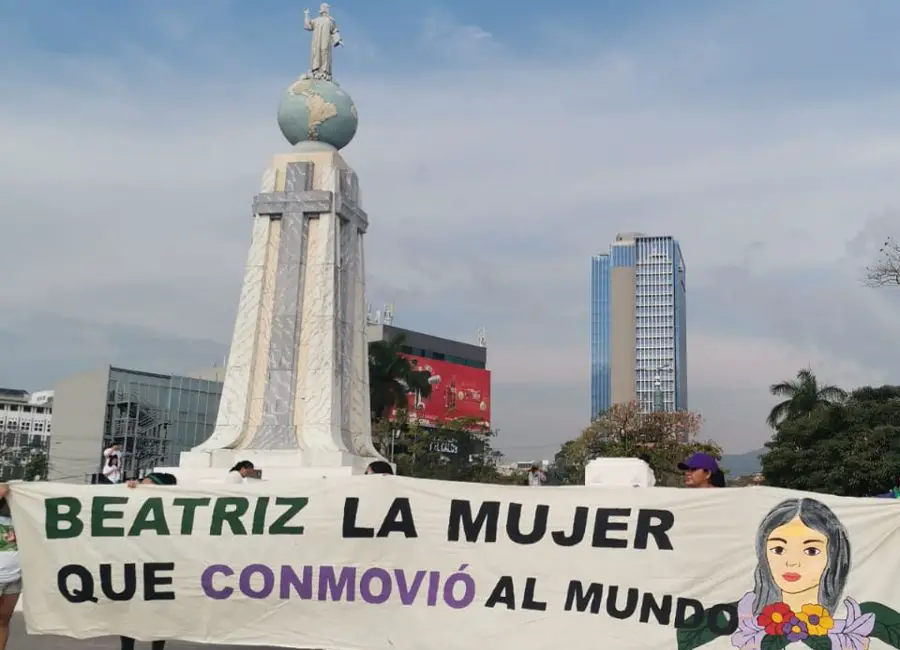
{"left": 287, "top": 78, "right": 358, "bottom": 141}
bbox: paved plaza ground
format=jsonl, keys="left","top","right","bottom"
{"left": 8, "top": 614, "right": 280, "bottom": 650}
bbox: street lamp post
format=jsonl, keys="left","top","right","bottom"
{"left": 653, "top": 363, "right": 672, "bottom": 413}
{"left": 653, "top": 375, "right": 664, "bottom": 413}
{"left": 390, "top": 429, "right": 400, "bottom": 463}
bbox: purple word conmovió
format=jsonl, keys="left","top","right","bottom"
{"left": 201, "top": 563, "right": 476, "bottom": 608}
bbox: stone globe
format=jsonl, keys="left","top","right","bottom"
{"left": 277, "top": 77, "right": 358, "bottom": 151}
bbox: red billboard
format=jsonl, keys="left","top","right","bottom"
{"left": 401, "top": 355, "right": 491, "bottom": 430}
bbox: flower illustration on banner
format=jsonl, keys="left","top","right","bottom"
{"left": 675, "top": 498, "right": 900, "bottom": 650}
{"left": 796, "top": 604, "right": 834, "bottom": 636}
{"left": 781, "top": 616, "right": 808, "bottom": 643}
{"left": 758, "top": 602, "right": 793, "bottom": 635}
{"left": 731, "top": 594, "right": 874, "bottom": 650}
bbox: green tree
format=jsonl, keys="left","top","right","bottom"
{"left": 766, "top": 368, "right": 847, "bottom": 429}
{"left": 551, "top": 440, "right": 583, "bottom": 485}
{"left": 368, "top": 334, "right": 433, "bottom": 422}
{"left": 761, "top": 385, "right": 900, "bottom": 496}
{"left": 0, "top": 448, "right": 22, "bottom": 481}
{"left": 552, "top": 401, "right": 722, "bottom": 486}
{"left": 23, "top": 448, "right": 48, "bottom": 481}
{"left": 383, "top": 417, "right": 512, "bottom": 484}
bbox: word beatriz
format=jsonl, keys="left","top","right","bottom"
{"left": 45, "top": 496, "right": 309, "bottom": 538}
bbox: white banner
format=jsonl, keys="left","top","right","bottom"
{"left": 7, "top": 478, "right": 900, "bottom": 650}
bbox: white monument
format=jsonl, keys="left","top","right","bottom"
{"left": 584, "top": 458, "right": 657, "bottom": 488}
{"left": 165, "top": 4, "right": 379, "bottom": 481}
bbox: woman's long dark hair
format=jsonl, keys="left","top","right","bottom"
{"left": 710, "top": 469, "right": 727, "bottom": 487}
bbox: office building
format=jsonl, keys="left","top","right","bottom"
{"left": 590, "top": 233, "right": 687, "bottom": 417}
{"left": 48, "top": 318, "right": 490, "bottom": 480}
{"left": 50, "top": 366, "right": 223, "bottom": 483}
{"left": 0, "top": 388, "right": 53, "bottom": 479}
{"left": 366, "top": 320, "right": 490, "bottom": 430}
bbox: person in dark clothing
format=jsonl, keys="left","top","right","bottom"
{"left": 121, "top": 472, "right": 177, "bottom": 650}
{"left": 365, "top": 460, "right": 394, "bottom": 475}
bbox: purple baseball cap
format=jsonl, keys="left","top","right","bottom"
{"left": 677, "top": 452, "right": 719, "bottom": 472}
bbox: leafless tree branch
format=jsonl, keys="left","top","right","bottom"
{"left": 863, "top": 237, "right": 900, "bottom": 287}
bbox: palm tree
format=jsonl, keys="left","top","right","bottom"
{"left": 368, "top": 334, "right": 433, "bottom": 422}
{"left": 766, "top": 368, "right": 847, "bottom": 429}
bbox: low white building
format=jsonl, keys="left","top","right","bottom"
{"left": 496, "top": 459, "right": 549, "bottom": 476}
{"left": 0, "top": 388, "right": 52, "bottom": 479}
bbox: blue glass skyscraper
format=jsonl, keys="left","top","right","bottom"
{"left": 590, "top": 234, "right": 687, "bottom": 418}
{"left": 590, "top": 254, "right": 611, "bottom": 418}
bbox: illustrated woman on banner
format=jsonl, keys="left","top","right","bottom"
{"left": 678, "top": 498, "right": 900, "bottom": 650}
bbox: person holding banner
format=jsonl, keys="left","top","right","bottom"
{"left": 227, "top": 460, "right": 256, "bottom": 483}
{"left": 678, "top": 452, "right": 726, "bottom": 488}
{"left": 365, "top": 460, "right": 394, "bottom": 475}
{"left": 0, "top": 484, "right": 19, "bottom": 650}
{"left": 120, "top": 472, "right": 176, "bottom": 650}
{"left": 125, "top": 472, "right": 176, "bottom": 488}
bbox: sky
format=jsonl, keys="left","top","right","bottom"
{"left": 2, "top": 0, "right": 900, "bottom": 462}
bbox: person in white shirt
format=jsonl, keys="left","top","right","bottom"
{"left": 227, "top": 460, "right": 255, "bottom": 483}
{"left": 0, "top": 484, "right": 20, "bottom": 650}
{"left": 102, "top": 444, "right": 122, "bottom": 484}
{"left": 527, "top": 463, "right": 546, "bottom": 487}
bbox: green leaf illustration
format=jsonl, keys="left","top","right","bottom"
{"left": 801, "top": 636, "right": 831, "bottom": 650}
{"left": 761, "top": 635, "right": 790, "bottom": 650}
{"left": 860, "top": 602, "right": 900, "bottom": 649}
{"left": 675, "top": 603, "right": 737, "bottom": 650}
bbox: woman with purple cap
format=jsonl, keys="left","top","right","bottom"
{"left": 677, "top": 452, "right": 726, "bottom": 488}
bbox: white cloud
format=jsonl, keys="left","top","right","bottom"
{"left": 419, "top": 10, "right": 499, "bottom": 61}
{"left": 2, "top": 3, "right": 900, "bottom": 458}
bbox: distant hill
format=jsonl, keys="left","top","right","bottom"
{"left": 721, "top": 449, "right": 764, "bottom": 476}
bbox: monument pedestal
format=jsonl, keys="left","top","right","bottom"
{"left": 160, "top": 144, "right": 381, "bottom": 482}
{"left": 173, "top": 449, "right": 368, "bottom": 482}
